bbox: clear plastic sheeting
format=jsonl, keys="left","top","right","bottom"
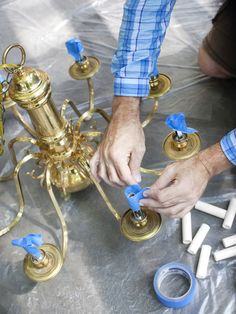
{"left": 0, "top": 0, "right": 236, "bottom": 313}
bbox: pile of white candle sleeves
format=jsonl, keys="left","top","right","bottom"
{"left": 182, "top": 198, "right": 236, "bottom": 279}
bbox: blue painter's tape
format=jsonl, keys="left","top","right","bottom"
{"left": 124, "top": 184, "right": 149, "bottom": 212}
{"left": 65, "top": 38, "right": 84, "bottom": 62}
{"left": 153, "top": 262, "right": 196, "bottom": 309}
{"left": 165, "top": 112, "right": 198, "bottom": 134}
{"left": 11, "top": 234, "right": 43, "bottom": 260}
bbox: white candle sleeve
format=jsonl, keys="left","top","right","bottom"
{"left": 222, "top": 198, "right": 236, "bottom": 229}
{"left": 187, "top": 223, "right": 210, "bottom": 255}
{"left": 182, "top": 212, "right": 192, "bottom": 244}
{"left": 222, "top": 234, "right": 236, "bottom": 248}
{"left": 214, "top": 246, "right": 236, "bottom": 262}
{"left": 195, "top": 201, "right": 226, "bottom": 219}
{"left": 196, "top": 245, "right": 212, "bottom": 279}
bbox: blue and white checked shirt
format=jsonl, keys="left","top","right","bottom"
{"left": 111, "top": 0, "right": 236, "bottom": 166}
{"left": 221, "top": 130, "right": 236, "bottom": 165}
{"left": 111, "top": 0, "right": 175, "bottom": 97}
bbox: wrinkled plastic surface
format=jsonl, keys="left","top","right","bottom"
{"left": 0, "top": 0, "right": 236, "bottom": 313}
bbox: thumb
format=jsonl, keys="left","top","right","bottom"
{"left": 89, "top": 150, "right": 101, "bottom": 182}
{"left": 129, "top": 152, "right": 143, "bottom": 183}
{"left": 156, "top": 164, "right": 177, "bottom": 190}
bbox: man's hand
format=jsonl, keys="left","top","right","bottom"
{"left": 140, "top": 143, "right": 232, "bottom": 218}
{"left": 90, "top": 96, "right": 145, "bottom": 187}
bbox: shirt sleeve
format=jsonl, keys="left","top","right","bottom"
{"left": 111, "top": 0, "right": 176, "bottom": 97}
{"left": 220, "top": 129, "right": 236, "bottom": 165}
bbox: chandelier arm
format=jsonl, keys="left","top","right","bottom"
{"left": 0, "top": 153, "right": 40, "bottom": 236}
{"left": 141, "top": 98, "right": 159, "bottom": 128}
{"left": 45, "top": 163, "right": 68, "bottom": 261}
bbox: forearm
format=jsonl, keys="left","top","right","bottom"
{"left": 112, "top": 0, "right": 176, "bottom": 97}
{"left": 198, "top": 143, "right": 232, "bottom": 177}
{"left": 112, "top": 96, "right": 140, "bottom": 115}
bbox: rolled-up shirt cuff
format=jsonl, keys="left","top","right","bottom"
{"left": 220, "top": 129, "right": 236, "bottom": 165}
{"left": 114, "top": 77, "right": 150, "bottom": 97}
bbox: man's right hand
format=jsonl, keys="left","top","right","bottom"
{"left": 90, "top": 96, "right": 145, "bottom": 187}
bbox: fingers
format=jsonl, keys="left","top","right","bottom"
{"left": 143, "top": 179, "right": 181, "bottom": 204}
{"left": 154, "top": 184, "right": 184, "bottom": 205}
{"left": 154, "top": 164, "right": 177, "bottom": 190}
{"left": 129, "top": 149, "right": 145, "bottom": 183}
{"left": 138, "top": 157, "right": 210, "bottom": 219}
{"left": 90, "top": 148, "right": 137, "bottom": 187}
{"left": 140, "top": 194, "right": 182, "bottom": 209}
{"left": 90, "top": 150, "right": 101, "bottom": 182}
{"left": 89, "top": 113, "right": 145, "bottom": 187}
{"left": 97, "top": 162, "right": 116, "bottom": 188}
{"left": 115, "top": 158, "right": 138, "bottom": 186}
{"left": 142, "top": 202, "right": 193, "bottom": 219}
{"left": 105, "top": 163, "right": 125, "bottom": 188}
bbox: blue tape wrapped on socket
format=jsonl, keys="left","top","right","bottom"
{"left": 124, "top": 184, "right": 149, "bottom": 212}
{"left": 153, "top": 262, "right": 197, "bottom": 309}
{"left": 11, "top": 234, "right": 43, "bottom": 260}
{"left": 166, "top": 112, "right": 198, "bottom": 134}
{"left": 65, "top": 38, "right": 84, "bottom": 62}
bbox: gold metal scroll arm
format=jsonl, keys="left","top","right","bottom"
{"left": 0, "top": 153, "right": 40, "bottom": 236}
{"left": 45, "top": 164, "right": 68, "bottom": 260}
{"left": 60, "top": 99, "right": 82, "bottom": 120}
{"left": 87, "top": 78, "right": 95, "bottom": 115}
{"left": 89, "top": 173, "right": 121, "bottom": 221}
{"left": 74, "top": 77, "right": 95, "bottom": 122}
{"left": 76, "top": 107, "right": 110, "bottom": 131}
{"left": 140, "top": 167, "right": 163, "bottom": 176}
{"left": 0, "top": 137, "right": 38, "bottom": 182}
{"left": 141, "top": 98, "right": 159, "bottom": 128}
{"left": 8, "top": 136, "right": 38, "bottom": 166}
{"left": 79, "top": 159, "right": 121, "bottom": 221}
{"left": 7, "top": 105, "right": 36, "bottom": 137}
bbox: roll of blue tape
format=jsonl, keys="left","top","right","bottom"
{"left": 153, "top": 262, "right": 196, "bottom": 309}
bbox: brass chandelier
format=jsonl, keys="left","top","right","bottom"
{"left": 0, "top": 42, "right": 201, "bottom": 282}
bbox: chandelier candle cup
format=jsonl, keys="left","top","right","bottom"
{"left": 222, "top": 198, "right": 236, "bottom": 229}
{"left": 187, "top": 223, "right": 210, "bottom": 255}
{"left": 196, "top": 245, "right": 212, "bottom": 279}
{"left": 222, "top": 234, "right": 236, "bottom": 248}
{"left": 214, "top": 246, "right": 236, "bottom": 262}
{"left": 195, "top": 201, "right": 226, "bottom": 219}
{"left": 182, "top": 212, "right": 192, "bottom": 244}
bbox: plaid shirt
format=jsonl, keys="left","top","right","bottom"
{"left": 221, "top": 129, "right": 236, "bottom": 165}
{"left": 111, "top": 0, "right": 176, "bottom": 97}
{"left": 112, "top": 0, "right": 236, "bottom": 165}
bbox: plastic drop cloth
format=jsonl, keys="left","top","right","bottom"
{"left": 0, "top": 0, "right": 236, "bottom": 313}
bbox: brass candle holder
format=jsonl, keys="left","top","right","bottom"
{"left": 0, "top": 42, "right": 198, "bottom": 282}
{"left": 149, "top": 74, "right": 171, "bottom": 98}
{"left": 121, "top": 207, "right": 162, "bottom": 242}
{"left": 23, "top": 244, "right": 63, "bottom": 282}
{"left": 163, "top": 128, "right": 201, "bottom": 160}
